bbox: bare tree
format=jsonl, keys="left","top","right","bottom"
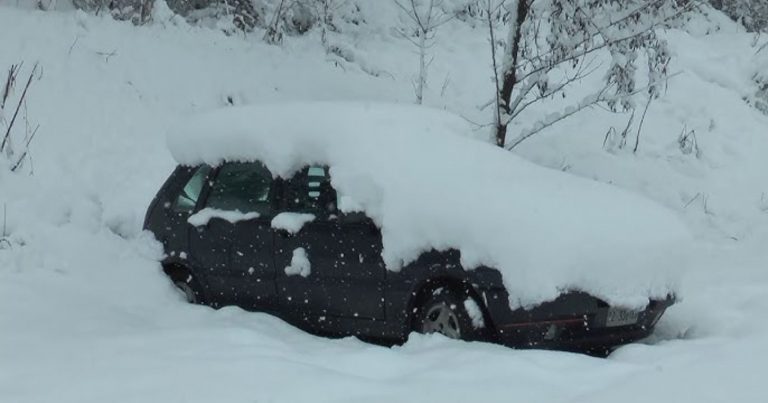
{"left": 486, "top": 0, "right": 697, "bottom": 149}
{"left": 394, "top": 0, "right": 454, "bottom": 104}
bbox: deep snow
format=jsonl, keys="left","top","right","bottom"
{"left": 1, "top": 3, "right": 767, "bottom": 403}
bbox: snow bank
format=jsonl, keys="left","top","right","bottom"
{"left": 168, "top": 102, "right": 692, "bottom": 308}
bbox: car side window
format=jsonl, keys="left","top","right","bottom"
{"left": 204, "top": 162, "right": 274, "bottom": 214}
{"left": 173, "top": 165, "right": 212, "bottom": 213}
{"left": 286, "top": 166, "right": 337, "bottom": 215}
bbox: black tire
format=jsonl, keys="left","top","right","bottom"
{"left": 413, "top": 287, "right": 484, "bottom": 341}
{"left": 169, "top": 270, "right": 204, "bottom": 304}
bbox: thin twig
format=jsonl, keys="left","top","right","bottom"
{"left": 1, "top": 63, "right": 20, "bottom": 111}
{"left": 1, "top": 63, "right": 38, "bottom": 153}
{"left": 95, "top": 50, "right": 118, "bottom": 63}
{"left": 10, "top": 124, "right": 39, "bottom": 172}
{"left": 684, "top": 193, "right": 701, "bottom": 209}
{"left": 633, "top": 94, "right": 653, "bottom": 154}
{"left": 68, "top": 36, "right": 80, "bottom": 56}
{"left": 2, "top": 203, "right": 6, "bottom": 238}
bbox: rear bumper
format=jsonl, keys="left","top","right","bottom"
{"left": 481, "top": 288, "right": 674, "bottom": 353}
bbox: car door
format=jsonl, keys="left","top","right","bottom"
{"left": 327, "top": 212, "right": 387, "bottom": 320}
{"left": 274, "top": 166, "right": 386, "bottom": 322}
{"left": 189, "top": 162, "right": 277, "bottom": 311}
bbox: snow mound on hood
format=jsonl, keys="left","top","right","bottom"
{"left": 168, "top": 102, "right": 691, "bottom": 308}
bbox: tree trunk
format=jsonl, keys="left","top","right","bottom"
{"left": 495, "top": 0, "right": 531, "bottom": 148}
{"left": 416, "top": 30, "right": 427, "bottom": 105}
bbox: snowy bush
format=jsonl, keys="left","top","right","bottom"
{"left": 709, "top": 0, "right": 768, "bottom": 32}
{"left": 172, "top": 0, "right": 261, "bottom": 32}
{"left": 747, "top": 74, "right": 768, "bottom": 114}
{"left": 60, "top": 1, "right": 360, "bottom": 38}
{"left": 72, "top": 0, "right": 155, "bottom": 24}
{"left": 744, "top": 45, "right": 768, "bottom": 114}
{"left": 164, "top": 0, "right": 352, "bottom": 38}
{"left": 164, "top": 0, "right": 219, "bottom": 15}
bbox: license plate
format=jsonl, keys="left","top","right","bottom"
{"left": 606, "top": 307, "right": 640, "bottom": 327}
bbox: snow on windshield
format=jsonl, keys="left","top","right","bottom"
{"left": 168, "top": 102, "right": 692, "bottom": 309}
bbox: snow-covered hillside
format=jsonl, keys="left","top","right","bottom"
{"left": 1, "top": 3, "right": 767, "bottom": 403}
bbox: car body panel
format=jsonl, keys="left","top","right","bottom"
{"left": 229, "top": 217, "right": 279, "bottom": 311}
{"left": 274, "top": 219, "right": 386, "bottom": 321}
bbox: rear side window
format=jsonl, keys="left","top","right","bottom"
{"left": 286, "top": 166, "right": 337, "bottom": 215}
{"left": 204, "top": 162, "right": 273, "bottom": 214}
{"left": 173, "top": 165, "right": 211, "bottom": 213}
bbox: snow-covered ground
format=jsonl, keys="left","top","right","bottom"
{"left": 1, "top": 4, "right": 767, "bottom": 402}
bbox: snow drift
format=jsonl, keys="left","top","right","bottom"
{"left": 168, "top": 102, "right": 692, "bottom": 308}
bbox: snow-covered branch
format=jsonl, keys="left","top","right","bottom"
{"left": 505, "top": 87, "right": 608, "bottom": 150}
{"left": 505, "top": 70, "right": 681, "bottom": 150}
{"left": 490, "top": 0, "right": 695, "bottom": 148}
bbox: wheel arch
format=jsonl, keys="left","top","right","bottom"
{"left": 161, "top": 260, "right": 191, "bottom": 280}
{"left": 161, "top": 260, "right": 211, "bottom": 304}
{"left": 405, "top": 265, "right": 499, "bottom": 341}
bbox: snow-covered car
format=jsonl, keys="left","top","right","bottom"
{"left": 145, "top": 102, "right": 688, "bottom": 354}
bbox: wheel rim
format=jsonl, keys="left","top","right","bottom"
{"left": 421, "top": 303, "right": 461, "bottom": 339}
{"left": 174, "top": 281, "right": 197, "bottom": 304}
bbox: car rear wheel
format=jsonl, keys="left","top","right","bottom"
{"left": 413, "top": 287, "right": 482, "bottom": 341}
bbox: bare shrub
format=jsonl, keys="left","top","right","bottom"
{"left": 1, "top": 63, "right": 41, "bottom": 174}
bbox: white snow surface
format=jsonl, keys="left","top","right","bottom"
{"left": 170, "top": 102, "right": 691, "bottom": 308}
{"left": 187, "top": 207, "right": 260, "bottom": 226}
{"left": 1, "top": 4, "right": 768, "bottom": 403}
{"left": 284, "top": 247, "right": 311, "bottom": 277}
{"left": 270, "top": 212, "right": 316, "bottom": 233}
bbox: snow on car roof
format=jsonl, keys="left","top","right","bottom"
{"left": 168, "top": 102, "right": 691, "bottom": 309}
